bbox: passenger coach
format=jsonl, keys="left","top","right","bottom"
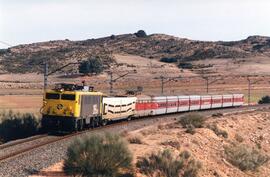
{"left": 135, "top": 94, "right": 244, "bottom": 117}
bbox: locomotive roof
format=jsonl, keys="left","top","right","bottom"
{"left": 45, "top": 89, "right": 104, "bottom": 96}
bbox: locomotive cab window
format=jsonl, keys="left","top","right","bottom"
{"left": 46, "top": 93, "right": 60, "bottom": 99}
{"left": 61, "top": 94, "right": 76, "bottom": 100}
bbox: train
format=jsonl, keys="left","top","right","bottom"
{"left": 41, "top": 83, "right": 244, "bottom": 131}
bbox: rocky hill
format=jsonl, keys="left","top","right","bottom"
{"left": 0, "top": 32, "right": 270, "bottom": 74}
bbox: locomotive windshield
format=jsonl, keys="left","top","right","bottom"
{"left": 61, "top": 94, "right": 76, "bottom": 100}
{"left": 46, "top": 93, "right": 60, "bottom": 99}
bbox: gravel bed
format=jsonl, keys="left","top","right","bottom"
{"left": 0, "top": 105, "right": 269, "bottom": 177}
{"left": 0, "top": 135, "right": 58, "bottom": 159}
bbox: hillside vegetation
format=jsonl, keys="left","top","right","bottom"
{"left": 1, "top": 31, "right": 270, "bottom": 74}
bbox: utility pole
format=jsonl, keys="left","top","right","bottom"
{"left": 108, "top": 70, "right": 136, "bottom": 95}
{"left": 109, "top": 72, "right": 113, "bottom": 95}
{"left": 202, "top": 76, "right": 223, "bottom": 93}
{"left": 206, "top": 77, "right": 209, "bottom": 93}
{"left": 160, "top": 76, "right": 178, "bottom": 95}
{"left": 44, "top": 60, "right": 48, "bottom": 90}
{"left": 43, "top": 61, "right": 79, "bottom": 90}
{"left": 247, "top": 76, "right": 263, "bottom": 105}
{"left": 161, "top": 76, "right": 164, "bottom": 95}
{"left": 247, "top": 77, "right": 251, "bottom": 105}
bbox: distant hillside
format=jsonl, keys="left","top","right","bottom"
{"left": 0, "top": 31, "right": 270, "bottom": 74}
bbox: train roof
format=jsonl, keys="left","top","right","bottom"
{"left": 45, "top": 89, "right": 104, "bottom": 96}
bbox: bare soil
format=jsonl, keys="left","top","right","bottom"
{"left": 0, "top": 95, "right": 42, "bottom": 114}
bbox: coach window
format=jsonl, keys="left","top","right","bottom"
{"left": 61, "top": 94, "right": 76, "bottom": 101}
{"left": 46, "top": 93, "right": 60, "bottom": 99}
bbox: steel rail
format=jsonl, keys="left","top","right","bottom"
{"left": 0, "top": 134, "right": 48, "bottom": 151}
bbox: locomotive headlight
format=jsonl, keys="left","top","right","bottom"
{"left": 67, "top": 106, "right": 73, "bottom": 116}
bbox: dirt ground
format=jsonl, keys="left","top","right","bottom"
{"left": 32, "top": 110, "right": 270, "bottom": 177}
{"left": 0, "top": 95, "right": 42, "bottom": 115}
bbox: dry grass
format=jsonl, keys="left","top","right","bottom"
{"left": 136, "top": 149, "right": 201, "bottom": 177}
{"left": 127, "top": 135, "right": 143, "bottom": 144}
{"left": 160, "top": 140, "right": 181, "bottom": 149}
{"left": 207, "top": 124, "right": 228, "bottom": 138}
{"left": 0, "top": 95, "right": 42, "bottom": 114}
{"left": 224, "top": 144, "right": 269, "bottom": 171}
{"left": 179, "top": 113, "right": 205, "bottom": 135}
{"left": 179, "top": 113, "right": 205, "bottom": 128}
{"left": 235, "top": 133, "right": 244, "bottom": 143}
{"left": 64, "top": 133, "right": 133, "bottom": 177}
{"left": 140, "top": 128, "right": 158, "bottom": 136}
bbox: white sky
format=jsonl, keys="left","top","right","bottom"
{"left": 0, "top": 0, "right": 270, "bottom": 48}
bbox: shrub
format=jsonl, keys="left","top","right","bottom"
{"left": 178, "top": 62, "right": 193, "bottom": 69}
{"left": 137, "top": 86, "right": 143, "bottom": 92}
{"left": 136, "top": 150, "right": 201, "bottom": 177}
{"left": 0, "top": 49, "right": 9, "bottom": 55}
{"left": 79, "top": 57, "right": 103, "bottom": 75}
{"left": 64, "top": 133, "right": 132, "bottom": 177}
{"left": 179, "top": 113, "right": 205, "bottom": 129}
{"left": 120, "top": 130, "right": 129, "bottom": 137}
{"left": 128, "top": 135, "right": 143, "bottom": 144}
{"left": 160, "top": 57, "right": 178, "bottom": 63}
{"left": 212, "top": 112, "right": 223, "bottom": 117}
{"left": 186, "top": 124, "right": 196, "bottom": 135}
{"left": 0, "top": 111, "right": 40, "bottom": 142}
{"left": 160, "top": 140, "right": 181, "bottom": 149}
{"left": 224, "top": 144, "right": 269, "bottom": 171}
{"left": 134, "top": 30, "right": 147, "bottom": 38}
{"left": 207, "top": 124, "right": 228, "bottom": 138}
{"left": 235, "top": 134, "right": 244, "bottom": 143}
{"left": 110, "top": 34, "right": 116, "bottom": 40}
{"left": 258, "top": 95, "right": 270, "bottom": 104}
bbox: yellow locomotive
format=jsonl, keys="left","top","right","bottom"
{"left": 41, "top": 83, "right": 136, "bottom": 131}
{"left": 41, "top": 83, "right": 104, "bottom": 131}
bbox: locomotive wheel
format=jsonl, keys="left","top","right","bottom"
{"left": 101, "top": 119, "right": 108, "bottom": 126}
{"left": 77, "top": 119, "right": 83, "bottom": 131}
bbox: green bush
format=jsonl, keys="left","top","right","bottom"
{"left": 224, "top": 144, "right": 269, "bottom": 171}
{"left": 64, "top": 133, "right": 133, "bottom": 177}
{"left": 179, "top": 113, "right": 205, "bottom": 129}
{"left": 0, "top": 111, "right": 40, "bottom": 142}
{"left": 136, "top": 150, "right": 201, "bottom": 177}
{"left": 134, "top": 30, "right": 147, "bottom": 38}
{"left": 79, "top": 57, "right": 103, "bottom": 75}
{"left": 258, "top": 95, "right": 270, "bottom": 104}
{"left": 207, "top": 124, "right": 228, "bottom": 138}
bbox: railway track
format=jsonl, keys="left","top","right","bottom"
{"left": 0, "top": 134, "right": 48, "bottom": 151}
{"left": 0, "top": 103, "right": 269, "bottom": 163}
{"left": 0, "top": 120, "right": 137, "bottom": 162}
